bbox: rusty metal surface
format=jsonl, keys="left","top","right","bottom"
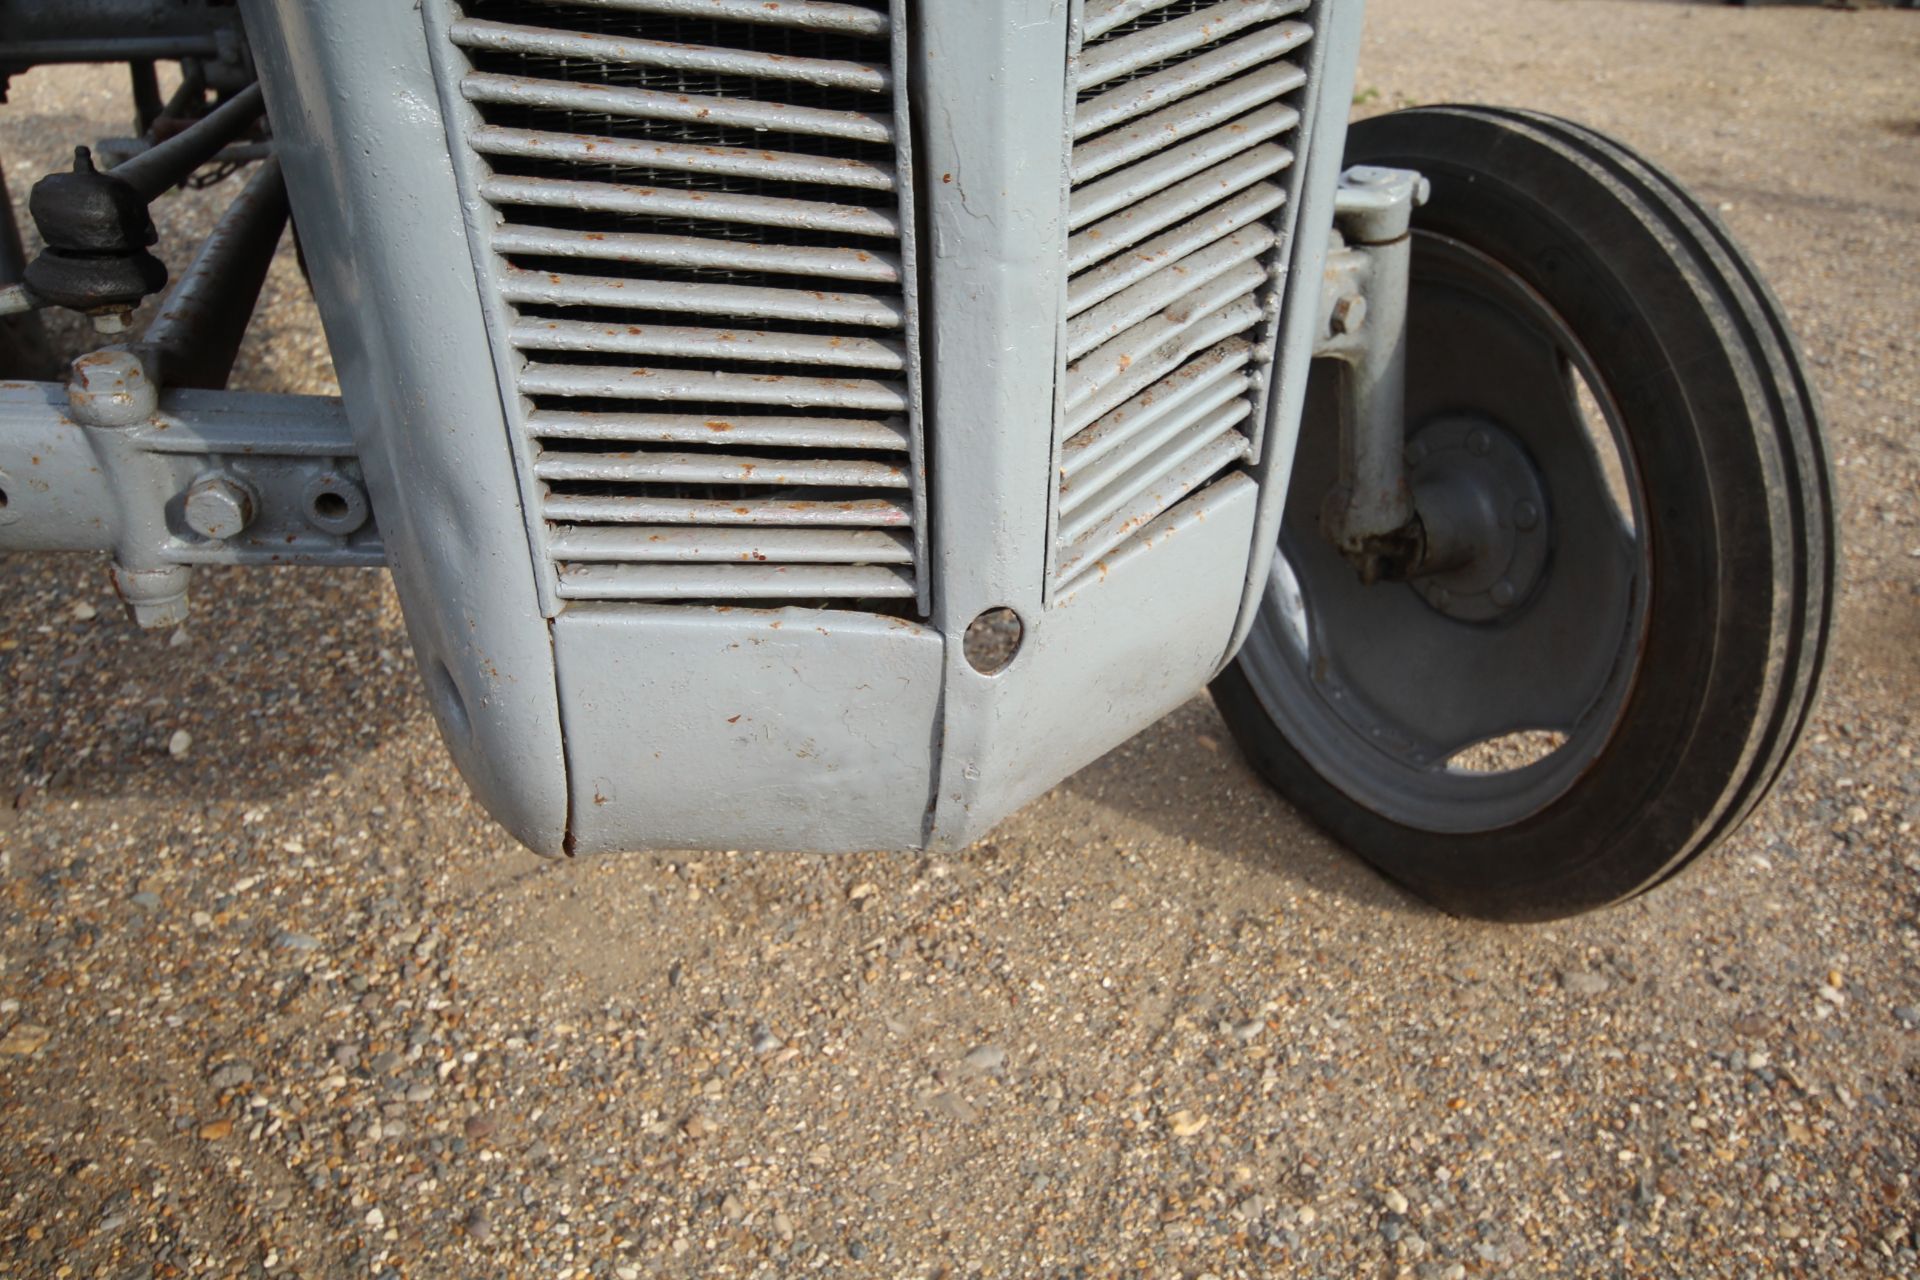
{"left": 489, "top": 224, "right": 902, "bottom": 282}
{"left": 519, "top": 0, "right": 893, "bottom": 35}
{"left": 555, "top": 561, "right": 916, "bottom": 601}
{"left": 460, "top": 71, "right": 893, "bottom": 144}
{"left": 0, "top": 374, "right": 381, "bottom": 566}
{"left": 1048, "top": 0, "right": 1320, "bottom": 596}
{"left": 428, "top": 0, "right": 928, "bottom": 609}
{"left": 449, "top": 18, "right": 890, "bottom": 90}
{"left": 110, "top": 82, "right": 264, "bottom": 201}
{"left": 136, "top": 157, "right": 288, "bottom": 390}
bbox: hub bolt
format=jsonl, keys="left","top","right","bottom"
{"left": 1513, "top": 500, "right": 1541, "bottom": 532}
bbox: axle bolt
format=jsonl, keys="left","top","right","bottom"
{"left": 184, "top": 475, "right": 255, "bottom": 542}
{"left": 1513, "top": 500, "right": 1541, "bottom": 531}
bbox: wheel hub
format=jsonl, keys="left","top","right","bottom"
{"left": 1405, "top": 417, "right": 1549, "bottom": 623}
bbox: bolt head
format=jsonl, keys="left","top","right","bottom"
{"left": 66, "top": 349, "right": 156, "bottom": 428}
{"left": 1513, "top": 500, "right": 1541, "bottom": 532}
{"left": 1428, "top": 586, "right": 1453, "bottom": 611}
{"left": 1491, "top": 580, "right": 1517, "bottom": 608}
{"left": 184, "top": 476, "right": 254, "bottom": 541}
{"left": 1467, "top": 429, "right": 1492, "bottom": 457}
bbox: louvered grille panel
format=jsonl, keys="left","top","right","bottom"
{"left": 447, "top": 0, "right": 925, "bottom": 609}
{"left": 1054, "top": 0, "right": 1311, "bottom": 589}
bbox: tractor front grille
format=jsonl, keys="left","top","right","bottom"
{"left": 447, "top": 0, "right": 926, "bottom": 611}
{"left": 1052, "top": 0, "right": 1311, "bottom": 589}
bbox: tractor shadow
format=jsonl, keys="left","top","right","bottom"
{"left": 1052, "top": 694, "right": 1435, "bottom": 920}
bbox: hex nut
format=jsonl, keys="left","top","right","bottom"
{"left": 183, "top": 476, "right": 255, "bottom": 542}
{"left": 65, "top": 349, "right": 156, "bottom": 428}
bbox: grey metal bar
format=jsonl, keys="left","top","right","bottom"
{"left": 542, "top": 493, "right": 911, "bottom": 526}
{"left": 491, "top": 224, "right": 901, "bottom": 284}
{"left": 111, "top": 83, "right": 266, "bottom": 201}
{"left": 511, "top": 317, "right": 907, "bottom": 370}
{"left": 549, "top": 525, "right": 914, "bottom": 564}
{"left": 521, "top": 0, "right": 892, "bottom": 36}
{"left": 534, "top": 450, "right": 911, "bottom": 487}
{"left": 0, "top": 375, "right": 381, "bottom": 574}
{"left": 1066, "top": 143, "right": 1293, "bottom": 274}
{"left": 461, "top": 71, "right": 893, "bottom": 145}
{"left": 501, "top": 267, "right": 905, "bottom": 327}
{"left": 0, "top": 36, "right": 221, "bottom": 65}
{"left": 137, "top": 158, "right": 290, "bottom": 390}
{"left": 469, "top": 124, "right": 896, "bottom": 191}
{"left": 1066, "top": 224, "right": 1274, "bottom": 360}
{"left": 1074, "top": 22, "right": 1313, "bottom": 139}
{"left": 555, "top": 561, "right": 915, "bottom": 601}
{"left": 1061, "top": 339, "right": 1257, "bottom": 478}
{"left": 1077, "top": 0, "right": 1305, "bottom": 93}
{"left": 1066, "top": 181, "right": 1285, "bottom": 316}
{"left": 527, "top": 409, "right": 911, "bottom": 450}
{"left": 450, "top": 19, "right": 890, "bottom": 92}
{"left": 480, "top": 174, "right": 901, "bottom": 238}
{"left": 519, "top": 362, "right": 909, "bottom": 411}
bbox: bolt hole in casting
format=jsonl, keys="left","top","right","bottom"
{"left": 1212, "top": 107, "right": 1834, "bottom": 921}
{"left": 964, "top": 607, "right": 1023, "bottom": 675}
{"left": 302, "top": 474, "right": 368, "bottom": 535}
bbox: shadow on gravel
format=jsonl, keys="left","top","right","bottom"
{"left": 0, "top": 552, "right": 420, "bottom": 816}
{"left": 1057, "top": 696, "right": 1433, "bottom": 920}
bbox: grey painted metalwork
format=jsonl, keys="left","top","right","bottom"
{"left": 238, "top": 0, "right": 572, "bottom": 855}
{"left": 1234, "top": 229, "right": 1650, "bottom": 831}
{"left": 1, "top": 0, "right": 1373, "bottom": 859}
{"left": 0, "top": 373, "right": 379, "bottom": 562}
{"left": 1224, "top": 0, "right": 1368, "bottom": 660}
{"left": 136, "top": 156, "right": 287, "bottom": 389}
{"left": 1313, "top": 165, "right": 1429, "bottom": 581}
{"left": 422, "top": 0, "right": 930, "bottom": 613}
{"left": 110, "top": 83, "right": 264, "bottom": 200}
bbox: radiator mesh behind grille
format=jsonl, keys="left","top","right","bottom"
{"left": 1053, "top": 0, "right": 1311, "bottom": 590}
{"left": 447, "top": 0, "right": 925, "bottom": 609}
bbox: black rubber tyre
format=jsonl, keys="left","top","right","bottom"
{"left": 1212, "top": 106, "right": 1835, "bottom": 922}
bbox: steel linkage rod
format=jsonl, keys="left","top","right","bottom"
{"left": 136, "top": 157, "right": 289, "bottom": 390}
{"left": 111, "top": 81, "right": 265, "bottom": 201}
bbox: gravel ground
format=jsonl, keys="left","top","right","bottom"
{"left": 2, "top": 3, "right": 1918, "bottom": 1277}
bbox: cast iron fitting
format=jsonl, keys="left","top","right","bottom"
{"left": 23, "top": 146, "right": 167, "bottom": 314}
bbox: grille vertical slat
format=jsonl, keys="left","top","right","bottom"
{"left": 1053, "top": 0, "right": 1311, "bottom": 590}
{"left": 448, "top": 0, "right": 924, "bottom": 608}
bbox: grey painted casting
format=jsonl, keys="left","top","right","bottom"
{"left": 1, "top": 0, "right": 1371, "bottom": 857}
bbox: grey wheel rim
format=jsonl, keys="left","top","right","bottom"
{"left": 1240, "top": 232, "right": 1653, "bottom": 834}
